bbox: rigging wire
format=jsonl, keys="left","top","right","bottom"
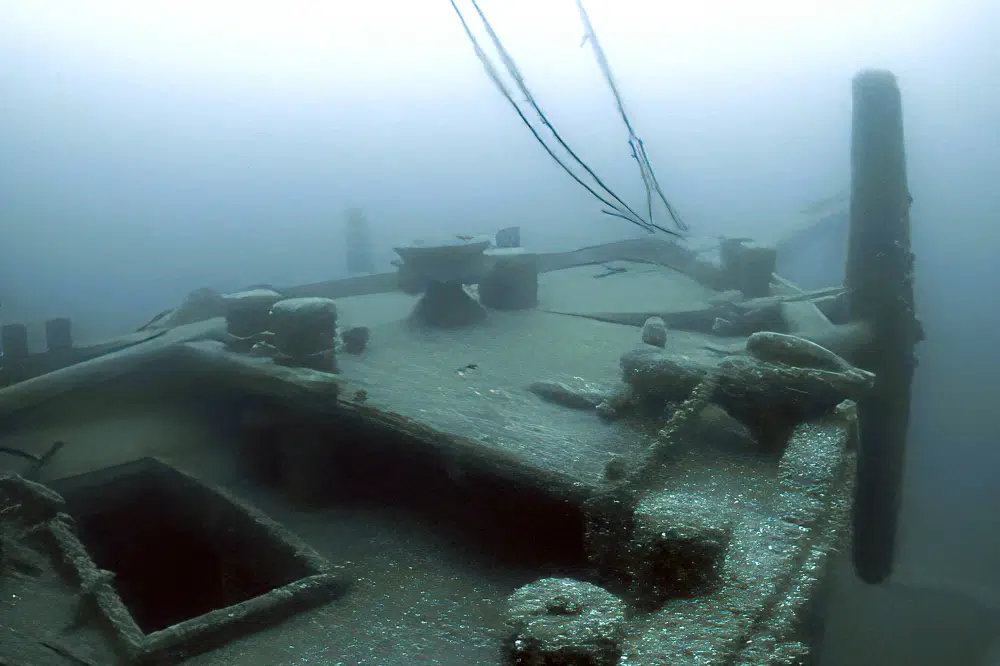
{"left": 465, "top": 0, "right": 651, "bottom": 231}
{"left": 574, "top": 0, "right": 688, "bottom": 232}
{"left": 448, "top": 0, "right": 686, "bottom": 236}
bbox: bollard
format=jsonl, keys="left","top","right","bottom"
{"left": 45, "top": 317, "right": 73, "bottom": 351}
{"left": 1, "top": 323, "right": 30, "bottom": 360}
{"left": 224, "top": 289, "right": 283, "bottom": 338}
{"left": 495, "top": 225, "right": 521, "bottom": 248}
{"left": 479, "top": 253, "right": 538, "bottom": 310}
{"left": 270, "top": 297, "right": 339, "bottom": 372}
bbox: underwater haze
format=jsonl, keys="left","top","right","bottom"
{"left": 2, "top": 0, "right": 1000, "bottom": 661}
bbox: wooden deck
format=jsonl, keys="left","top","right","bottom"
{"left": 0, "top": 236, "right": 855, "bottom": 666}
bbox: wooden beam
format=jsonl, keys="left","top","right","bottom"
{"left": 846, "top": 69, "right": 923, "bottom": 585}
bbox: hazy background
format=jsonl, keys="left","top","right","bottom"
{"left": 1, "top": 0, "right": 999, "bottom": 657}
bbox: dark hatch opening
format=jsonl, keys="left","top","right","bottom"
{"left": 52, "top": 458, "right": 315, "bottom": 634}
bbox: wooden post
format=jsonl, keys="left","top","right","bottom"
{"left": 739, "top": 245, "right": 777, "bottom": 298}
{"left": 345, "top": 207, "right": 375, "bottom": 275}
{"left": 719, "top": 238, "right": 747, "bottom": 289}
{"left": 720, "top": 238, "right": 776, "bottom": 298}
{"left": 1, "top": 323, "right": 30, "bottom": 360}
{"left": 846, "top": 69, "right": 922, "bottom": 584}
{"left": 45, "top": 317, "right": 74, "bottom": 351}
{"left": 0, "top": 323, "right": 30, "bottom": 385}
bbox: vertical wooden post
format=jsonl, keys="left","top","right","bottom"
{"left": 345, "top": 207, "right": 375, "bottom": 275}
{"left": 719, "top": 238, "right": 746, "bottom": 289}
{"left": 45, "top": 317, "right": 74, "bottom": 351}
{"left": 739, "top": 245, "right": 778, "bottom": 298}
{"left": 846, "top": 69, "right": 923, "bottom": 584}
{"left": 0, "top": 323, "right": 30, "bottom": 385}
{"left": 720, "top": 238, "right": 775, "bottom": 297}
{"left": 1, "top": 323, "right": 30, "bottom": 360}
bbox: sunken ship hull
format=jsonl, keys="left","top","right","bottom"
{"left": 0, "top": 232, "right": 862, "bottom": 666}
{"left": 0, "top": 70, "right": 918, "bottom": 666}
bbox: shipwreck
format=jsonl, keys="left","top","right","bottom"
{"left": 0, "top": 53, "right": 919, "bottom": 666}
